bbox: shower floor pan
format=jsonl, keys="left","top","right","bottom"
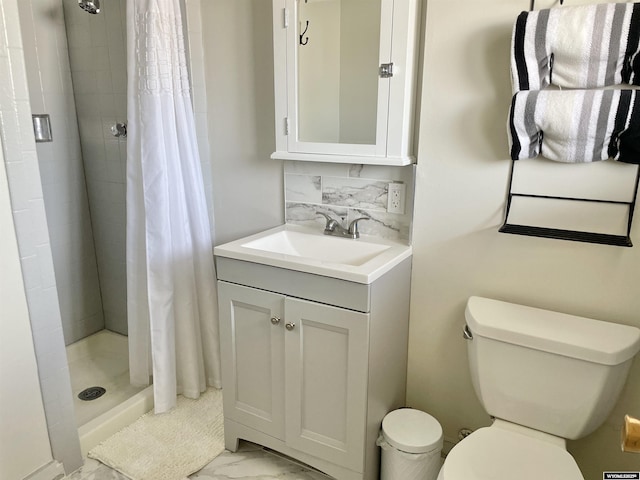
{"left": 66, "top": 330, "right": 154, "bottom": 456}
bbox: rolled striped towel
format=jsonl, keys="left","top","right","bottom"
{"left": 512, "top": 3, "right": 640, "bottom": 93}
{"left": 508, "top": 89, "right": 640, "bottom": 164}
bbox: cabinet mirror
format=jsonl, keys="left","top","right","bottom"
{"left": 297, "top": 0, "right": 381, "bottom": 146}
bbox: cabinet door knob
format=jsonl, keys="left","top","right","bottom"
{"left": 285, "top": 322, "right": 296, "bottom": 331}
{"left": 270, "top": 316, "right": 281, "bottom": 325}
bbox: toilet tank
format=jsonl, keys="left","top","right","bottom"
{"left": 465, "top": 296, "right": 640, "bottom": 440}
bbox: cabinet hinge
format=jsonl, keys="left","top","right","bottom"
{"left": 283, "top": 8, "right": 289, "bottom": 28}
{"left": 379, "top": 63, "right": 394, "bottom": 78}
{"left": 284, "top": 117, "right": 290, "bottom": 136}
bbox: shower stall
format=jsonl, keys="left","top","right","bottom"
{"left": 0, "top": 0, "right": 212, "bottom": 470}
{"left": 17, "top": 0, "right": 149, "bottom": 456}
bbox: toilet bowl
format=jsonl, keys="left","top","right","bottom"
{"left": 438, "top": 296, "right": 640, "bottom": 480}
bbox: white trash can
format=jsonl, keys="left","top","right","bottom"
{"left": 377, "top": 408, "right": 443, "bottom": 480}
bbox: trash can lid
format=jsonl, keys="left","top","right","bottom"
{"left": 382, "top": 408, "right": 443, "bottom": 454}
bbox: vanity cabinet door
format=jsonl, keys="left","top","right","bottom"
{"left": 218, "top": 282, "right": 286, "bottom": 440}
{"left": 284, "top": 297, "right": 369, "bottom": 472}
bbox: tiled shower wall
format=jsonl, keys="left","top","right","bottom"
{"left": 63, "top": 0, "right": 128, "bottom": 335}
{"left": 18, "top": 0, "right": 104, "bottom": 345}
{"left": 285, "top": 161, "right": 415, "bottom": 242}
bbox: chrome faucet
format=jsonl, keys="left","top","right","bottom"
{"left": 317, "top": 212, "right": 368, "bottom": 239}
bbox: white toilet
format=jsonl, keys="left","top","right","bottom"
{"left": 438, "top": 296, "right": 640, "bottom": 480}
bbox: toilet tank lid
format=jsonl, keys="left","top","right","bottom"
{"left": 465, "top": 297, "right": 640, "bottom": 366}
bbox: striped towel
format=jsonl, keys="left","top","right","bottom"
{"left": 511, "top": 3, "right": 640, "bottom": 93}
{"left": 508, "top": 89, "right": 640, "bottom": 164}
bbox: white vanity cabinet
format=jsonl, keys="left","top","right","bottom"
{"left": 218, "top": 283, "right": 369, "bottom": 472}
{"left": 271, "top": 0, "right": 421, "bottom": 166}
{"left": 216, "top": 256, "right": 411, "bottom": 480}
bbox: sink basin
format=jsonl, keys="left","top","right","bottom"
{"left": 214, "top": 224, "right": 412, "bottom": 284}
{"left": 241, "top": 229, "right": 390, "bottom": 266}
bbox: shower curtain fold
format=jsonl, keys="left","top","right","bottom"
{"left": 126, "top": 0, "right": 221, "bottom": 414}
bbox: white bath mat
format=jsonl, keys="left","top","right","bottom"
{"left": 88, "top": 388, "right": 224, "bottom": 480}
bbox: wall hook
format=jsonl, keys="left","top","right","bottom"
{"left": 299, "top": 20, "right": 309, "bottom": 45}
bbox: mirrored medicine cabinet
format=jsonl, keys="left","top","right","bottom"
{"left": 271, "top": 0, "right": 421, "bottom": 166}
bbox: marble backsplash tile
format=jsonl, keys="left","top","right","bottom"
{"left": 285, "top": 173, "right": 322, "bottom": 203}
{"left": 322, "top": 176, "right": 388, "bottom": 211}
{"left": 284, "top": 161, "right": 414, "bottom": 243}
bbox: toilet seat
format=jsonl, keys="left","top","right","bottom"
{"left": 440, "top": 426, "right": 584, "bottom": 480}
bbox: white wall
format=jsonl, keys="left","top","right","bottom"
{"left": 408, "top": 1, "right": 640, "bottom": 478}
{"left": 0, "top": 142, "right": 59, "bottom": 480}
{"left": 202, "top": 0, "right": 284, "bottom": 245}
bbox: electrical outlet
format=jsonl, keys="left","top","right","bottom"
{"left": 387, "top": 183, "right": 406, "bottom": 214}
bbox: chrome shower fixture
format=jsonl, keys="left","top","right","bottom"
{"left": 78, "top": 0, "right": 100, "bottom": 14}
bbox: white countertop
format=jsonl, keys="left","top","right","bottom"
{"left": 213, "top": 224, "right": 412, "bottom": 284}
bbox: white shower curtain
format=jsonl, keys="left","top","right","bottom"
{"left": 126, "top": 0, "right": 221, "bottom": 413}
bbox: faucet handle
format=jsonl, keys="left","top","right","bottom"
{"left": 348, "top": 217, "right": 369, "bottom": 238}
{"left": 316, "top": 211, "right": 338, "bottom": 231}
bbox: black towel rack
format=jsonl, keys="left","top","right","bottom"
{"left": 530, "top": 0, "right": 564, "bottom": 10}
{"left": 499, "top": 160, "right": 640, "bottom": 247}
{"left": 506, "top": 0, "right": 638, "bottom": 247}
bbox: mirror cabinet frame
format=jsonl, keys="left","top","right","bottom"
{"left": 271, "top": 0, "right": 421, "bottom": 166}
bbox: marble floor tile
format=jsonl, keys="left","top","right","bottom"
{"left": 65, "top": 441, "right": 332, "bottom": 480}
{"left": 65, "top": 457, "right": 129, "bottom": 480}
